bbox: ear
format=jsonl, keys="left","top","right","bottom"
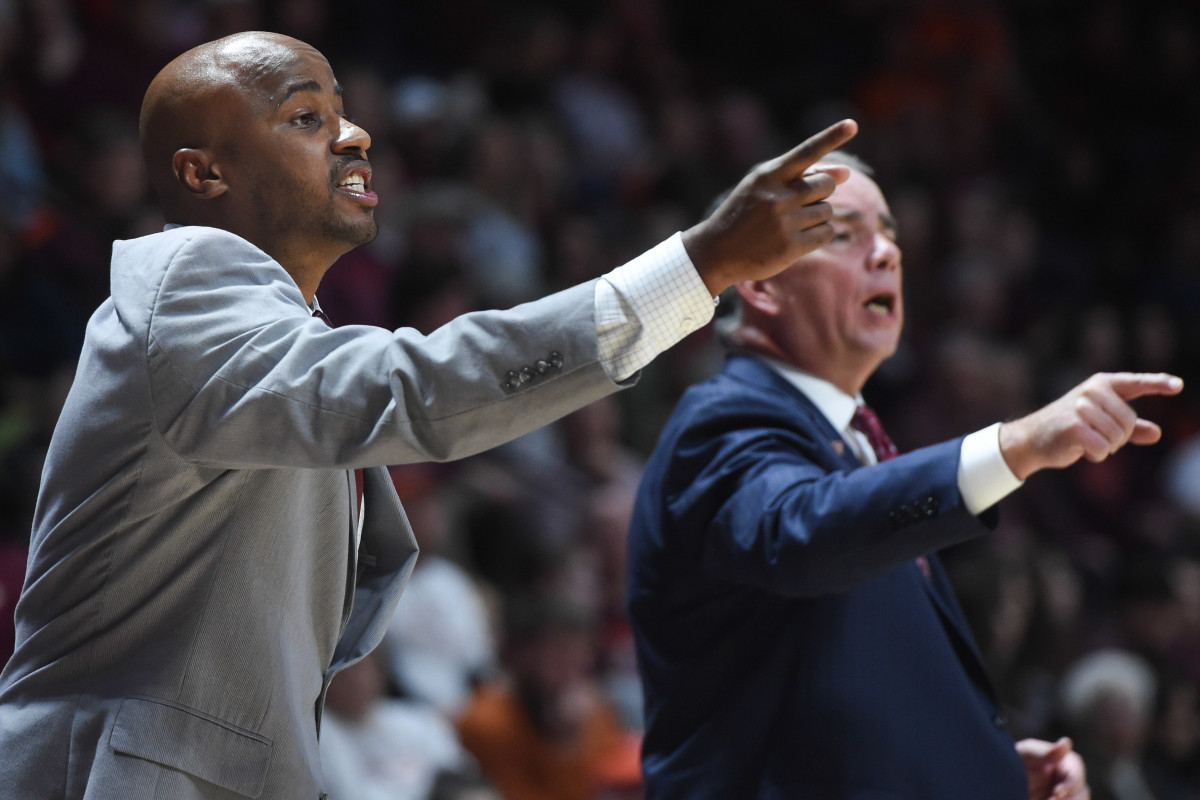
{"left": 172, "top": 148, "right": 227, "bottom": 199}
{"left": 736, "top": 279, "right": 783, "bottom": 317}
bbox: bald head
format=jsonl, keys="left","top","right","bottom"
{"left": 136, "top": 31, "right": 377, "bottom": 299}
{"left": 139, "top": 32, "right": 322, "bottom": 218}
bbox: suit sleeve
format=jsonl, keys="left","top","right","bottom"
{"left": 665, "top": 400, "right": 996, "bottom": 597}
{"left": 145, "top": 228, "right": 622, "bottom": 469}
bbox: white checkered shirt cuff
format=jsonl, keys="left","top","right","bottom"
{"left": 595, "top": 232, "right": 716, "bottom": 382}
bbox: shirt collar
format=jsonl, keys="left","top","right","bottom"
{"left": 756, "top": 355, "right": 862, "bottom": 433}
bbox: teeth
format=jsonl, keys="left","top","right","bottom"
{"left": 339, "top": 174, "right": 366, "bottom": 191}
{"left": 866, "top": 300, "right": 890, "bottom": 313}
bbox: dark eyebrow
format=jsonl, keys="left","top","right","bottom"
{"left": 834, "top": 208, "right": 898, "bottom": 234}
{"left": 276, "top": 80, "right": 343, "bottom": 108}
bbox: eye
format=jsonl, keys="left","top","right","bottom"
{"left": 829, "top": 228, "right": 854, "bottom": 244}
{"left": 294, "top": 111, "right": 320, "bottom": 128}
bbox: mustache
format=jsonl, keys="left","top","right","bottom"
{"left": 329, "top": 154, "right": 369, "bottom": 183}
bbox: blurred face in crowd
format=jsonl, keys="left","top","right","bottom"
{"left": 509, "top": 624, "right": 597, "bottom": 740}
{"left": 739, "top": 168, "right": 902, "bottom": 395}
{"left": 324, "top": 653, "right": 386, "bottom": 722}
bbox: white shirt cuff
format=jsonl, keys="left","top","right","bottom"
{"left": 958, "top": 422, "right": 1024, "bottom": 515}
{"left": 594, "top": 232, "right": 716, "bottom": 381}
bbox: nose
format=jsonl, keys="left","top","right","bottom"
{"left": 871, "top": 232, "right": 901, "bottom": 271}
{"left": 334, "top": 116, "right": 371, "bottom": 155}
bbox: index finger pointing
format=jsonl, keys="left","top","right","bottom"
{"left": 766, "top": 119, "right": 859, "bottom": 182}
{"left": 1108, "top": 372, "right": 1185, "bottom": 401}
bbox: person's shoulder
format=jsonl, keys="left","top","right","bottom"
{"left": 648, "top": 357, "right": 824, "bottom": 472}
{"left": 674, "top": 356, "right": 796, "bottom": 420}
{"left": 114, "top": 225, "right": 264, "bottom": 267}
{"left": 168, "top": 226, "right": 269, "bottom": 259}
{"left": 125, "top": 226, "right": 304, "bottom": 328}
{"left": 154, "top": 227, "right": 291, "bottom": 294}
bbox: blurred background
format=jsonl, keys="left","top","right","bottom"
{"left": 3, "top": 1, "right": 1200, "bottom": 798}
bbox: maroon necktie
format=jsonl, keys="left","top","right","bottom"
{"left": 312, "top": 307, "right": 365, "bottom": 511}
{"left": 850, "top": 403, "right": 930, "bottom": 580}
{"left": 850, "top": 404, "right": 898, "bottom": 462}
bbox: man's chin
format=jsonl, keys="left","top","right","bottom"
{"left": 355, "top": 222, "right": 379, "bottom": 246}
{"left": 330, "top": 218, "right": 378, "bottom": 249}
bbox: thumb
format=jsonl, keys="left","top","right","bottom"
{"left": 799, "top": 164, "right": 852, "bottom": 186}
{"left": 1041, "top": 737, "right": 1073, "bottom": 766}
{"left": 1129, "top": 419, "right": 1163, "bottom": 446}
{"left": 1021, "top": 737, "right": 1072, "bottom": 765}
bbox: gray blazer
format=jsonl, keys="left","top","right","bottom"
{"left": 0, "top": 226, "right": 626, "bottom": 799}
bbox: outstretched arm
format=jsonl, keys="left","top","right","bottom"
{"left": 999, "top": 372, "right": 1183, "bottom": 481}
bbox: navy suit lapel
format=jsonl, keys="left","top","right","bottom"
{"left": 725, "top": 355, "right": 860, "bottom": 470}
{"left": 726, "top": 356, "right": 997, "bottom": 699}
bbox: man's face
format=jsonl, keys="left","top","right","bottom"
{"left": 211, "top": 39, "right": 378, "bottom": 262}
{"left": 764, "top": 168, "right": 903, "bottom": 391}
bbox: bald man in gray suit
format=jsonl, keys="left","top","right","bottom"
{"left": 0, "top": 31, "right": 859, "bottom": 800}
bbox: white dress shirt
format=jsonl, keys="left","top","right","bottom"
{"left": 762, "top": 359, "right": 1023, "bottom": 515}
{"left": 594, "top": 232, "right": 716, "bottom": 381}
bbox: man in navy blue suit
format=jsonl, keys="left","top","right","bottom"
{"left": 627, "top": 152, "right": 1184, "bottom": 799}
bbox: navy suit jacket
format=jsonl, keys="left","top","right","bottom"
{"left": 628, "top": 354, "right": 1028, "bottom": 799}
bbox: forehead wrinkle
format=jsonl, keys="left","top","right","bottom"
{"left": 275, "top": 78, "right": 344, "bottom": 108}
{"left": 206, "top": 38, "right": 335, "bottom": 113}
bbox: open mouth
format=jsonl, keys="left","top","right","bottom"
{"left": 864, "top": 292, "right": 896, "bottom": 315}
{"left": 335, "top": 166, "right": 377, "bottom": 206}
{"left": 337, "top": 169, "right": 371, "bottom": 193}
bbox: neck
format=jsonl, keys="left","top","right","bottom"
{"left": 281, "top": 261, "right": 327, "bottom": 305}
{"left": 732, "top": 329, "right": 870, "bottom": 397}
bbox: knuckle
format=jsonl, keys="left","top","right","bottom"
{"left": 806, "top": 171, "right": 834, "bottom": 190}
{"left": 799, "top": 225, "right": 834, "bottom": 249}
{"left": 804, "top": 202, "right": 832, "bottom": 224}
{"left": 1068, "top": 419, "right": 1091, "bottom": 440}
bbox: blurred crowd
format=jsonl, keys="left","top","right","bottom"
{"left": 3, "top": 0, "right": 1200, "bottom": 798}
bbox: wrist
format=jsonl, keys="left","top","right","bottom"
{"left": 998, "top": 420, "right": 1037, "bottom": 481}
{"left": 681, "top": 224, "right": 731, "bottom": 297}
